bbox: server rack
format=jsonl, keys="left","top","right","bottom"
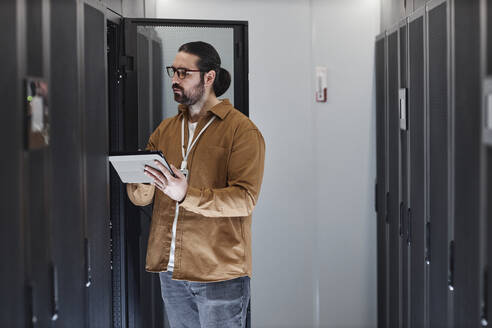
{"left": 407, "top": 7, "right": 427, "bottom": 328}
{"left": 375, "top": 32, "right": 388, "bottom": 328}
{"left": 398, "top": 19, "right": 410, "bottom": 328}
{"left": 83, "top": 1, "right": 112, "bottom": 326}
{"left": 1, "top": 0, "right": 27, "bottom": 326}
{"left": 1, "top": 0, "right": 113, "bottom": 326}
{"left": 452, "top": 0, "right": 482, "bottom": 326}
{"left": 387, "top": 25, "right": 401, "bottom": 328}
{"left": 2, "top": 1, "right": 253, "bottom": 327}
{"left": 426, "top": 1, "right": 452, "bottom": 327}
{"left": 376, "top": 0, "right": 484, "bottom": 327}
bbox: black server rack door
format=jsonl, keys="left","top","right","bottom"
{"left": 453, "top": 0, "right": 481, "bottom": 326}
{"left": 388, "top": 30, "right": 401, "bottom": 328}
{"left": 50, "top": 0, "right": 86, "bottom": 326}
{"left": 108, "top": 20, "right": 128, "bottom": 328}
{"left": 408, "top": 14, "right": 427, "bottom": 328}
{"left": 0, "top": 1, "right": 26, "bottom": 326}
{"left": 121, "top": 18, "right": 143, "bottom": 328}
{"left": 25, "top": 0, "right": 53, "bottom": 325}
{"left": 26, "top": 150, "right": 52, "bottom": 326}
{"left": 375, "top": 36, "right": 388, "bottom": 328}
{"left": 399, "top": 23, "right": 410, "bottom": 328}
{"left": 427, "top": 2, "right": 451, "bottom": 327}
{"left": 84, "top": 3, "right": 112, "bottom": 327}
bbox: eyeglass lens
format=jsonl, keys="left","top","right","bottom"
{"left": 166, "top": 67, "right": 187, "bottom": 79}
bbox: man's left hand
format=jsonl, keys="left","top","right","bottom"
{"left": 144, "top": 161, "right": 188, "bottom": 202}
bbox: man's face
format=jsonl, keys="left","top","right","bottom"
{"left": 171, "top": 52, "right": 205, "bottom": 105}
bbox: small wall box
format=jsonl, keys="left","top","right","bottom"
{"left": 483, "top": 78, "right": 492, "bottom": 146}
{"left": 316, "top": 66, "right": 327, "bottom": 102}
{"left": 25, "top": 77, "right": 50, "bottom": 150}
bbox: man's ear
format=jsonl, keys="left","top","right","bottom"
{"left": 204, "top": 70, "right": 216, "bottom": 87}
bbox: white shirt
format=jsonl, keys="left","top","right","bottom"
{"left": 167, "top": 121, "right": 198, "bottom": 271}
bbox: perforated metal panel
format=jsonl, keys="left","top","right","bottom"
{"left": 408, "top": 14, "right": 427, "bottom": 328}
{"left": 50, "top": 0, "right": 86, "bottom": 325}
{"left": 375, "top": 35, "right": 388, "bottom": 328}
{"left": 453, "top": 0, "right": 481, "bottom": 326}
{"left": 399, "top": 23, "right": 410, "bottom": 328}
{"left": 388, "top": 30, "right": 401, "bottom": 328}
{"left": 427, "top": 3, "right": 450, "bottom": 327}
{"left": 25, "top": 0, "right": 53, "bottom": 325}
{"left": 84, "top": 3, "right": 112, "bottom": 327}
{"left": 0, "top": 1, "right": 26, "bottom": 326}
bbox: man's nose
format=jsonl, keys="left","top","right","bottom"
{"left": 172, "top": 74, "right": 180, "bottom": 85}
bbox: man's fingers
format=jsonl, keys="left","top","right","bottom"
{"left": 146, "top": 172, "right": 166, "bottom": 191}
{"left": 144, "top": 166, "right": 160, "bottom": 180}
{"left": 145, "top": 165, "right": 167, "bottom": 184}
{"left": 155, "top": 161, "right": 176, "bottom": 181}
{"left": 170, "top": 164, "right": 185, "bottom": 179}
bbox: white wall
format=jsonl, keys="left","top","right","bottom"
{"left": 311, "top": 0, "right": 380, "bottom": 327}
{"left": 156, "top": 0, "right": 379, "bottom": 327}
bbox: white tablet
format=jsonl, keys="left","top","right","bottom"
{"left": 109, "top": 151, "right": 176, "bottom": 183}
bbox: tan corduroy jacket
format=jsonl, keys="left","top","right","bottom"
{"left": 126, "top": 99, "right": 265, "bottom": 282}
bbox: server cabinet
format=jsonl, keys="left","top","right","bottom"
{"left": 452, "top": 0, "right": 482, "bottom": 326}
{"left": 107, "top": 19, "right": 129, "bottom": 328}
{"left": 24, "top": 0, "right": 53, "bottom": 326}
{"left": 407, "top": 8, "right": 427, "bottom": 328}
{"left": 399, "top": 21, "right": 410, "bottom": 328}
{"left": 375, "top": 33, "right": 388, "bottom": 328}
{"left": 83, "top": 1, "right": 112, "bottom": 326}
{"left": 426, "top": 1, "right": 452, "bottom": 327}
{"left": 387, "top": 28, "right": 401, "bottom": 328}
{"left": 50, "top": 0, "right": 87, "bottom": 325}
{"left": 110, "top": 17, "right": 250, "bottom": 327}
{"left": 0, "top": 0, "right": 26, "bottom": 326}
{"left": 378, "top": 1, "right": 486, "bottom": 327}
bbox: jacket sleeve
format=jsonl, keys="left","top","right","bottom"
{"left": 180, "top": 128, "right": 265, "bottom": 217}
{"left": 126, "top": 183, "right": 155, "bottom": 206}
{"left": 126, "top": 126, "right": 160, "bottom": 206}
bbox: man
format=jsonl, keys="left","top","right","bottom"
{"left": 126, "top": 41, "right": 265, "bottom": 328}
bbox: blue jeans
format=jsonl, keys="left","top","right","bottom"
{"left": 159, "top": 271, "right": 250, "bottom": 328}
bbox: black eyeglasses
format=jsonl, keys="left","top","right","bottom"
{"left": 166, "top": 66, "right": 204, "bottom": 79}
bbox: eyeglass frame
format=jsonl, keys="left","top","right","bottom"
{"left": 166, "top": 66, "right": 209, "bottom": 79}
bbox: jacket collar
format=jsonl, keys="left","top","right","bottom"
{"left": 178, "top": 98, "right": 233, "bottom": 120}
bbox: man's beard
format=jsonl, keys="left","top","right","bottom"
{"left": 173, "top": 80, "right": 205, "bottom": 106}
